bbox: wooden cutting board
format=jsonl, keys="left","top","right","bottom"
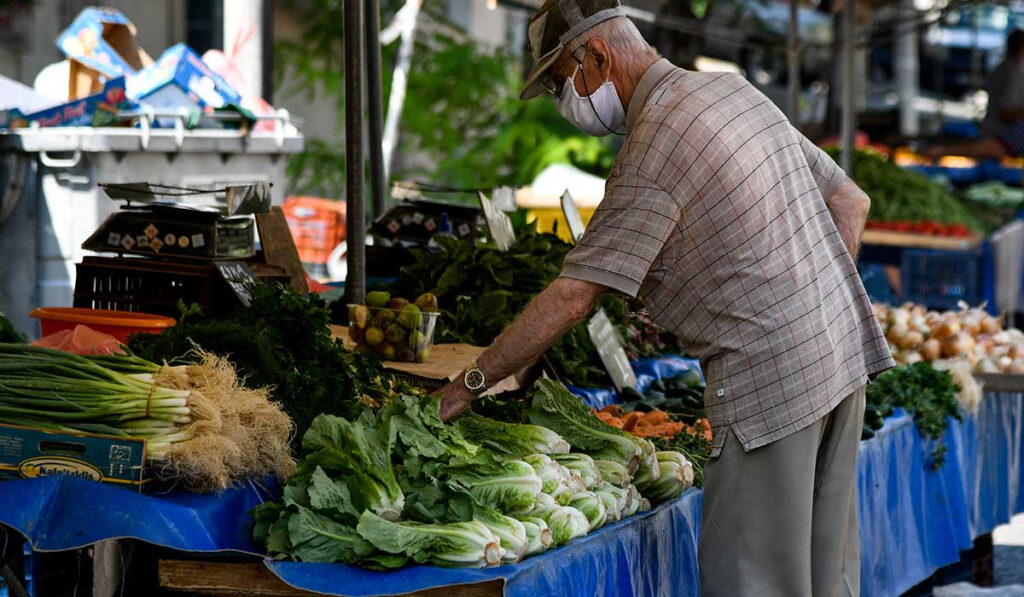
{"left": 330, "top": 325, "right": 520, "bottom": 394}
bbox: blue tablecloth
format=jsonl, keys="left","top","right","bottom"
{"left": 1, "top": 358, "right": 1023, "bottom": 597}
{"left": 949, "top": 392, "right": 1024, "bottom": 539}
{"left": 268, "top": 490, "right": 702, "bottom": 597}
{"left": 857, "top": 411, "right": 972, "bottom": 597}
{"left": 0, "top": 475, "right": 275, "bottom": 554}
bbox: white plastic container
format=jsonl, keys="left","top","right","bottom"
{"left": 0, "top": 115, "right": 303, "bottom": 337}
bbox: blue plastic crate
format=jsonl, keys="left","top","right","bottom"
{"left": 859, "top": 262, "right": 897, "bottom": 304}
{"left": 905, "top": 164, "right": 983, "bottom": 185}
{"left": 901, "top": 246, "right": 994, "bottom": 311}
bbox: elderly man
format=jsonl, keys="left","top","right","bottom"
{"left": 437, "top": 1, "right": 894, "bottom": 595}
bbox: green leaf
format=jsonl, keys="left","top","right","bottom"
{"left": 308, "top": 466, "right": 361, "bottom": 523}
{"left": 287, "top": 506, "right": 375, "bottom": 563}
{"left": 437, "top": 265, "right": 469, "bottom": 291}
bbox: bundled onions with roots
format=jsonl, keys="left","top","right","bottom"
{"left": 0, "top": 343, "right": 294, "bottom": 492}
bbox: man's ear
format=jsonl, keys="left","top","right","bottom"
{"left": 587, "top": 38, "right": 613, "bottom": 79}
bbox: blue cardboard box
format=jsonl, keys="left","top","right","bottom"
{"left": 127, "top": 44, "right": 243, "bottom": 112}
{"left": 56, "top": 7, "right": 152, "bottom": 79}
{"left": 3, "top": 77, "right": 131, "bottom": 128}
{"left": 0, "top": 424, "right": 150, "bottom": 490}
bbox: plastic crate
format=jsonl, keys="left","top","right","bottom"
{"left": 73, "top": 256, "right": 290, "bottom": 318}
{"left": 283, "top": 196, "right": 346, "bottom": 265}
{"left": 901, "top": 246, "right": 993, "bottom": 311}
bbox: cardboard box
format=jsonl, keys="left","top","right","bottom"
{"left": 127, "top": 43, "right": 243, "bottom": 113}
{"left": 56, "top": 7, "right": 153, "bottom": 79}
{"left": 68, "top": 58, "right": 105, "bottom": 100}
{"left": 0, "top": 424, "right": 149, "bottom": 491}
{"left": 3, "top": 76, "right": 130, "bottom": 129}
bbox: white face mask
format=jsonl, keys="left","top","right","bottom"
{"left": 555, "top": 61, "right": 626, "bottom": 137}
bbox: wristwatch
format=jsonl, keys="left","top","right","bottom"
{"left": 464, "top": 360, "right": 487, "bottom": 395}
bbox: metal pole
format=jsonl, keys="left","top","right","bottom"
{"left": 840, "top": 0, "right": 856, "bottom": 174}
{"left": 971, "top": 2, "right": 981, "bottom": 91}
{"left": 365, "top": 0, "right": 387, "bottom": 219}
{"left": 895, "top": 0, "right": 918, "bottom": 136}
{"left": 787, "top": 0, "right": 800, "bottom": 123}
{"left": 345, "top": 0, "right": 366, "bottom": 304}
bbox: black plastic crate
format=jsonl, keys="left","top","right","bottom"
{"left": 74, "top": 256, "right": 290, "bottom": 318}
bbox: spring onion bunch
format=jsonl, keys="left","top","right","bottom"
{"left": 0, "top": 343, "right": 294, "bottom": 491}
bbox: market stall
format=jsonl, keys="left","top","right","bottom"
{"left": 1, "top": 350, "right": 1022, "bottom": 597}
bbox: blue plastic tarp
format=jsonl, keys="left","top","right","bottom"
{"left": 857, "top": 410, "right": 971, "bottom": 597}
{"left": 570, "top": 356, "right": 703, "bottom": 409}
{"left": 632, "top": 356, "right": 703, "bottom": 394}
{"left": 568, "top": 384, "right": 619, "bottom": 410}
{"left": 948, "top": 392, "right": 1024, "bottom": 538}
{"left": 267, "top": 489, "right": 702, "bottom": 597}
{"left": 0, "top": 475, "right": 275, "bottom": 554}
{"left": 856, "top": 389, "right": 1024, "bottom": 597}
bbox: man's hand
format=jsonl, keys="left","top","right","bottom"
{"left": 436, "top": 277, "right": 605, "bottom": 422}
{"left": 438, "top": 374, "right": 477, "bottom": 421}
{"left": 824, "top": 177, "right": 871, "bottom": 259}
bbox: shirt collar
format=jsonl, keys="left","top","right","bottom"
{"left": 626, "top": 58, "right": 677, "bottom": 135}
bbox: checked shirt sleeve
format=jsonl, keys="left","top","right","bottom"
{"left": 798, "top": 132, "right": 847, "bottom": 201}
{"left": 559, "top": 174, "right": 678, "bottom": 298}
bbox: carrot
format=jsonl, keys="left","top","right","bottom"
{"left": 641, "top": 410, "right": 669, "bottom": 425}
{"left": 599, "top": 404, "right": 623, "bottom": 417}
{"left": 596, "top": 411, "right": 624, "bottom": 428}
{"left": 633, "top": 421, "right": 685, "bottom": 438}
{"left": 622, "top": 411, "right": 644, "bottom": 432}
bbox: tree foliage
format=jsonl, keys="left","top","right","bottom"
{"left": 276, "top": 0, "right": 615, "bottom": 196}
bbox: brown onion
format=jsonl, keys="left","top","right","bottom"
{"left": 921, "top": 339, "right": 942, "bottom": 361}
{"left": 975, "top": 335, "right": 995, "bottom": 355}
{"left": 932, "top": 318, "right": 962, "bottom": 341}
{"left": 898, "top": 331, "right": 925, "bottom": 351}
{"left": 942, "top": 333, "right": 976, "bottom": 358}
{"left": 980, "top": 316, "right": 1003, "bottom": 335}
{"left": 1009, "top": 359, "right": 1024, "bottom": 375}
{"left": 886, "top": 322, "right": 910, "bottom": 345}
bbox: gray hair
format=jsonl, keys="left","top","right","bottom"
{"left": 571, "top": 16, "right": 659, "bottom": 69}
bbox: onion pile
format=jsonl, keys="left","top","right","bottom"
{"left": 874, "top": 302, "right": 1024, "bottom": 374}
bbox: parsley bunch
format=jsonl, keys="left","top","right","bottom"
{"left": 863, "top": 362, "right": 962, "bottom": 468}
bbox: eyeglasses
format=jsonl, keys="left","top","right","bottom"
{"left": 542, "top": 47, "right": 587, "bottom": 97}
{"left": 542, "top": 76, "right": 564, "bottom": 97}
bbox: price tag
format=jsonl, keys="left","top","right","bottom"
{"left": 214, "top": 261, "right": 256, "bottom": 307}
{"left": 492, "top": 186, "right": 517, "bottom": 212}
{"left": 560, "top": 189, "right": 586, "bottom": 243}
{"left": 587, "top": 308, "right": 637, "bottom": 391}
{"left": 478, "top": 191, "right": 516, "bottom": 251}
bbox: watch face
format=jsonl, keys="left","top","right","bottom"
{"left": 465, "top": 369, "right": 486, "bottom": 391}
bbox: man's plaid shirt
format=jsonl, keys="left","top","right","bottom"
{"left": 561, "top": 60, "right": 894, "bottom": 456}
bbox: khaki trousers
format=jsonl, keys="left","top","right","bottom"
{"left": 699, "top": 386, "right": 866, "bottom": 597}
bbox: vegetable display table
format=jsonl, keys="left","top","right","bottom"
{"left": 2, "top": 363, "right": 1024, "bottom": 597}
{"left": 861, "top": 229, "right": 983, "bottom": 251}
{"left": 857, "top": 382, "right": 1024, "bottom": 596}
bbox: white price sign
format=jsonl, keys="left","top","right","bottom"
{"left": 587, "top": 308, "right": 637, "bottom": 391}
{"left": 560, "top": 189, "right": 586, "bottom": 243}
{"left": 478, "top": 191, "right": 516, "bottom": 251}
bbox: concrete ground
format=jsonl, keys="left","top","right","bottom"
{"left": 934, "top": 515, "right": 1024, "bottom": 595}
{"left": 994, "top": 515, "right": 1024, "bottom": 586}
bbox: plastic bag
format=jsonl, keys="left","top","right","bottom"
{"left": 32, "top": 325, "right": 125, "bottom": 355}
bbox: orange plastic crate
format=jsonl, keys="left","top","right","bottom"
{"left": 283, "top": 196, "right": 347, "bottom": 264}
